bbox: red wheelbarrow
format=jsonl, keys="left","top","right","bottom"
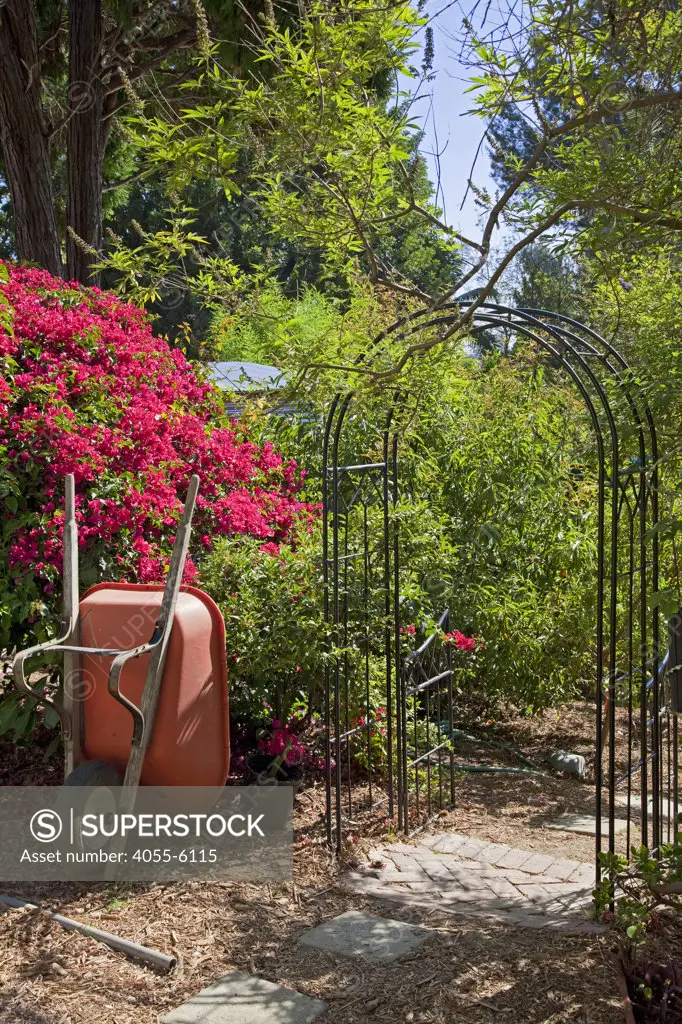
{"left": 12, "top": 475, "right": 229, "bottom": 790}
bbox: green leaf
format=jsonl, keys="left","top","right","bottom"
{"left": 43, "top": 705, "right": 61, "bottom": 730}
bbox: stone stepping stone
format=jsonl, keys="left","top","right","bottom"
{"left": 300, "top": 910, "right": 433, "bottom": 962}
{"left": 162, "top": 971, "right": 326, "bottom": 1024}
{"left": 547, "top": 813, "right": 628, "bottom": 835}
{"left": 613, "top": 791, "right": 678, "bottom": 822}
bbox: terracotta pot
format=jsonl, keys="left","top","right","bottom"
{"left": 615, "top": 957, "right": 637, "bottom": 1024}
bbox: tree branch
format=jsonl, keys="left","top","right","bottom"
{"left": 102, "top": 169, "right": 150, "bottom": 193}
{"left": 104, "top": 27, "right": 197, "bottom": 96}
{"left": 427, "top": 86, "right": 682, "bottom": 312}
{"left": 370, "top": 202, "right": 575, "bottom": 381}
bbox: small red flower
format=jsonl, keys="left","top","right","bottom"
{"left": 444, "top": 630, "right": 478, "bottom": 652}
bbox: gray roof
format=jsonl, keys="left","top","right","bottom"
{"left": 206, "top": 361, "right": 286, "bottom": 392}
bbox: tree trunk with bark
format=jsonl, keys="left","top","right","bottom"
{"left": 66, "top": 0, "right": 106, "bottom": 284}
{"left": 0, "top": 1, "right": 63, "bottom": 276}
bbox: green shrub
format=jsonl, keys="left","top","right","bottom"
{"left": 198, "top": 522, "right": 325, "bottom": 721}
{"left": 208, "top": 283, "right": 603, "bottom": 714}
{"left": 597, "top": 837, "right": 682, "bottom": 948}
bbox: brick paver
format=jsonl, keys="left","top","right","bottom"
{"left": 346, "top": 832, "right": 603, "bottom": 934}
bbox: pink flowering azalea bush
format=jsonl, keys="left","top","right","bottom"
{"left": 0, "top": 262, "right": 315, "bottom": 665}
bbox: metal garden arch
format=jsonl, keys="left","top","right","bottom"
{"left": 322, "top": 302, "right": 677, "bottom": 885}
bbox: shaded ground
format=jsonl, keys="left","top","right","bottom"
{"left": 440, "top": 700, "right": 645, "bottom": 864}
{"left": 0, "top": 701, "right": 647, "bottom": 1022}
{"left": 0, "top": 725, "right": 63, "bottom": 787}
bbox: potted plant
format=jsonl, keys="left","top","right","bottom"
{"left": 246, "top": 717, "right": 308, "bottom": 791}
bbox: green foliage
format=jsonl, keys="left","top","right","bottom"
{"left": 98, "top": 1, "right": 462, "bottom": 321}
{"left": 488, "top": 98, "right": 564, "bottom": 191}
{"left": 198, "top": 523, "right": 325, "bottom": 720}
{"left": 506, "top": 243, "right": 583, "bottom": 315}
{"left": 209, "top": 281, "right": 383, "bottom": 368}
{"left": 587, "top": 248, "right": 682, "bottom": 602}
{"left": 0, "top": 262, "right": 12, "bottom": 335}
{"left": 597, "top": 837, "right": 682, "bottom": 949}
{"left": 462, "top": 0, "right": 682, "bottom": 292}
{"left": 397, "top": 348, "right": 599, "bottom": 711}
{"left": 220, "top": 288, "right": 600, "bottom": 712}
{"left": 0, "top": 1, "right": 300, "bottom": 267}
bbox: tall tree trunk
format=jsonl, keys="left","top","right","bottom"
{"left": 0, "top": 2, "right": 63, "bottom": 276}
{"left": 67, "top": 0, "right": 105, "bottom": 284}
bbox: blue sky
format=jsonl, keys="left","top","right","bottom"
{"left": 403, "top": 2, "right": 498, "bottom": 242}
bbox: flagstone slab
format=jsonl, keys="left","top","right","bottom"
{"left": 546, "top": 813, "right": 628, "bottom": 835}
{"left": 613, "top": 791, "right": 677, "bottom": 822}
{"left": 299, "top": 909, "right": 433, "bottom": 962}
{"left": 162, "top": 972, "right": 326, "bottom": 1024}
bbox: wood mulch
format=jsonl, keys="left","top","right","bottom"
{"left": 0, "top": 833, "right": 624, "bottom": 1024}
{"left": 0, "top": 701, "right": 644, "bottom": 1023}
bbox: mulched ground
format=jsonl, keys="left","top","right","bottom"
{"left": 0, "top": 848, "right": 625, "bottom": 1024}
{"left": 408, "top": 699, "right": 642, "bottom": 864}
{"left": 0, "top": 701, "right": 655, "bottom": 1023}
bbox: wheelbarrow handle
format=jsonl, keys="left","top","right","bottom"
{"left": 12, "top": 621, "right": 76, "bottom": 740}
{"left": 121, "top": 474, "right": 200, "bottom": 794}
{"left": 107, "top": 639, "right": 162, "bottom": 746}
{"left": 13, "top": 635, "right": 161, "bottom": 751}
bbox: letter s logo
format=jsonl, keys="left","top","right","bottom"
{"left": 30, "top": 809, "right": 63, "bottom": 843}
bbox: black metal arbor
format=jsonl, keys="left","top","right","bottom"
{"left": 322, "top": 302, "right": 678, "bottom": 883}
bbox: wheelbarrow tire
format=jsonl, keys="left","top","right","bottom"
{"left": 64, "top": 760, "right": 122, "bottom": 787}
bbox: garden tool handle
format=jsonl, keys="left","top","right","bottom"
{"left": 121, "top": 475, "right": 200, "bottom": 792}
{"left": 12, "top": 625, "right": 75, "bottom": 740}
{"left": 61, "top": 473, "right": 81, "bottom": 774}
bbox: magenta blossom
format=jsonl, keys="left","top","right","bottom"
{"left": 0, "top": 262, "right": 317, "bottom": 592}
{"left": 444, "top": 630, "right": 478, "bottom": 652}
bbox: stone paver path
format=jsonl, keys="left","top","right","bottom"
{"left": 345, "top": 833, "right": 603, "bottom": 934}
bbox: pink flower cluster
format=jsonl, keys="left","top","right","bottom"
{"left": 444, "top": 630, "right": 478, "bottom": 652}
{"left": 0, "top": 264, "right": 316, "bottom": 589}
{"left": 258, "top": 719, "right": 308, "bottom": 766}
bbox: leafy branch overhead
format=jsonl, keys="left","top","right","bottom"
{"left": 102, "top": 1, "right": 462, "bottom": 306}
{"left": 91, "top": 0, "right": 682, "bottom": 379}
{"left": 0, "top": 0, "right": 294, "bottom": 284}
{"left": 377, "top": 0, "right": 682, "bottom": 375}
